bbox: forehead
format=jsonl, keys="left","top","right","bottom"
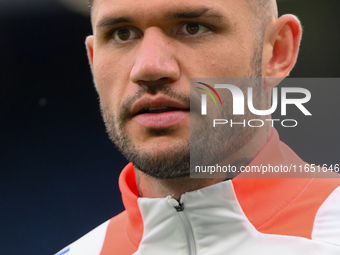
{"left": 91, "top": 0, "right": 251, "bottom": 28}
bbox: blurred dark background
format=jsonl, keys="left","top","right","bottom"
{"left": 1, "top": 0, "right": 339, "bottom": 254}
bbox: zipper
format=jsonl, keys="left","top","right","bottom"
{"left": 168, "top": 197, "right": 197, "bottom": 255}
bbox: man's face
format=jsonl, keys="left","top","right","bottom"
{"left": 87, "top": 0, "right": 263, "bottom": 178}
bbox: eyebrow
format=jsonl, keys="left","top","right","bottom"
{"left": 96, "top": 7, "right": 225, "bottom": 28}
{"left": 169, "top": 8, "right": 224, "bottom": 20}
{"left": 97, "top": 17, "right": 132, "bottom": 28}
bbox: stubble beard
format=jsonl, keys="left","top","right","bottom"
{"left": 189, "top": 39, "right": 265, "bottom": 177}
{"left": 100, "top": 43, "right": 263, "bottom": 180}
{"left": 101, "top": 88, "right": 191, "bottom": 179}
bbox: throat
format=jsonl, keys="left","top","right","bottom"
{"left": 135, "top": 169, "right": 225, "bottom": 200}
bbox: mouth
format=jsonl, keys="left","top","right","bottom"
{"left": 131, "top": 97, "right": 190, "bottom": 129}
{"left": 138, "top": 107, "right": 182, "bottom": 114}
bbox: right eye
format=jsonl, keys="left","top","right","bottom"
{"left": 112, "top": 28, "right": 141, "bottom": 42}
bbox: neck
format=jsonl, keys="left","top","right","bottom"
{"left": 135, "top": 170, "right": 225, "bottom": 200}
{"left": 135, "top": 126, "right": 272, "bottom": 200}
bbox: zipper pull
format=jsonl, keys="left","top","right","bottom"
{"left": 167, "top": 197, "right": 184, "bottom": 212}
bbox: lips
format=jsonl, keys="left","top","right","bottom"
{"left": 138, "top": 106, "right": 181, "bottom": 114}
{"left": 131, "top": 96, "right": 190, "bottom": 129}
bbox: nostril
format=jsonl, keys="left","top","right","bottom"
{"left": 139, "top": 78, "right": 174, "bottom": 95}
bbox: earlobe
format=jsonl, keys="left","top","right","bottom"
{"left": 85, "top": 35, "right": 94, "bottom": 68}
{"left": 263, "top": 15, "right": 302, "bottom": 84}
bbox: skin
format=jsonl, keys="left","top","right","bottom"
{"left": 86, "top": 0, "right": 302, "bottom": 199}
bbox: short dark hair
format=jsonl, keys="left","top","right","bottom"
{"left": 88, "top": 0, "right": 94, "bottom": 12}
{"left": 88, "top": 0, "right": 277, "bottom": 22}
{"left": 246, "top": 0, "right": 278, "bottom": 25}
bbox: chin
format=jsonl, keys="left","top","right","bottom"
{"left": 126, "top": 141, "right": 190, "bottom": 180}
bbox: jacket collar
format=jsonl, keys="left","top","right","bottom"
{"left": 118, "top": 129, "right": 311, "bottom": 247}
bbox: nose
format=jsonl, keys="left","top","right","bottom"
{"left": 130, "top": 28, "right": 180, "bottom": 85}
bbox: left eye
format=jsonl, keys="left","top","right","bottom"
{"left": 177, "top": 23, "right": 209, "bottom": 35}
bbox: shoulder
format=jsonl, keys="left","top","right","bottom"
{"left": 235, "top": 170, "right": 340, "bottom": 242}
{"left": 55, "top": 212, "right": 129, "bottom": 255}
{"left": 55, "top": 220, "right": 109, "bottom": 255}
{"left": 282, "top": 172, "right": 340, "bottom": 244}
{"left": 312, "top": 174, "right": 340, "bottom": 246}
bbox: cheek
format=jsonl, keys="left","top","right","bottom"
{"left": 211, "top": 44, "right": 252, "bottom": 77}
{"left": 180, "top": 42, "right": 252, "bottom": 78}
{"left": 92, "top": 51, "right": 133, "bottom": 112}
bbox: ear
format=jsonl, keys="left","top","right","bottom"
{"left": 85, "top": 35, "right": 94, "bottom": 69}
{"left": 262, "top": 15, "right": 302, "bottom": 87}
